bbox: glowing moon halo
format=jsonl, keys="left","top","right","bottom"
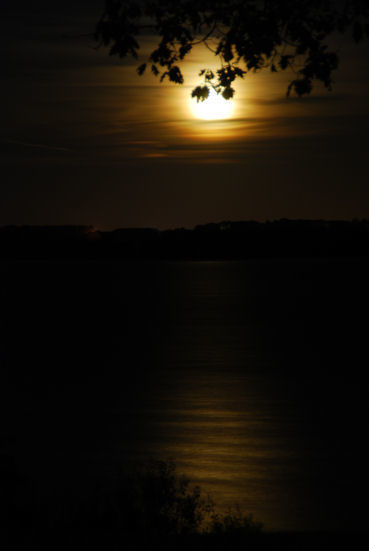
{"left": 190, "top": 87, "right": 234, "bottom": 121}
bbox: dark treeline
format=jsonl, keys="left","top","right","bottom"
{"left": 1, "top": 219, "right": 369, "bottom": 260}
{"left": 1, "top": 457, "right": 360, "bottom": 550}
{"left": 1, "top": 458, "right": 262, "bottom": 550}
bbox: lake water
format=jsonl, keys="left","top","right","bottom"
{"left": 1, "top": 258, "right": 368, "bottom": 532}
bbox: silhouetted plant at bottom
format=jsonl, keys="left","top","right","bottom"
{"left": 208, "top": 504, "right": 263, "bottom": 537}
{"left": 120, "top": 459, "right": 263, "bottom": 546}
{"left": 4, "top": 459, "right": 263, "bottom": 549}
{"left": 128, "top": 459, "right": 214, "bottom": 541}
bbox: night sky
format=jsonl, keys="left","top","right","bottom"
{"left": 2, "top": 0, "right": 369, "bottom": 229}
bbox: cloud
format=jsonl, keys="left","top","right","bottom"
{"left": 249, "top": 94, "right": 351, "bottom": 106}
{"left": 2, "top": 139, "right": 71, "bottom": 153}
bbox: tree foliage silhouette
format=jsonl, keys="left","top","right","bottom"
{"left": 95, "top": 0, "right": 369, "bottom": 100}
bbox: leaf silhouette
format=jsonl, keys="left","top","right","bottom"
{"left": 95, "top": 1, "right": 369, "bottom": 98}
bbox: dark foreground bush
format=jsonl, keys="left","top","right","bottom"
{"left": 2, "top": 459, "right": 263, "bottom": 550}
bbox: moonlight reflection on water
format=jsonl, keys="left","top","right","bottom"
{"left": 1, "top": 258, "right": 368, "bottom": 534}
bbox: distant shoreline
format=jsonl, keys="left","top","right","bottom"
{"left": 1, "top": 219, "right": 369, "bottom": 260}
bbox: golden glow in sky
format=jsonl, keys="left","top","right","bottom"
{"left": 190, "top": 87, "right": 235, "bottom": 120}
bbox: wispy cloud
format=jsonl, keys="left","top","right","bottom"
{"left": 4, "top": 139, "right": 71, "bottom": 153}
{"left": 249, "top": 94, "right": 350, "bottom": 106}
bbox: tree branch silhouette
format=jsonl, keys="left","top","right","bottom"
{"left": 95, "top": 0, "right": 369, "bottom": 99}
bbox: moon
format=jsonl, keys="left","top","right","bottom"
{"left": 190, "top": 87, "right": 234, "bottom": 121}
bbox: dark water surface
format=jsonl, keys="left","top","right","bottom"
{"left": 1, "top": 258, "right": 368, "bottom": 532}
